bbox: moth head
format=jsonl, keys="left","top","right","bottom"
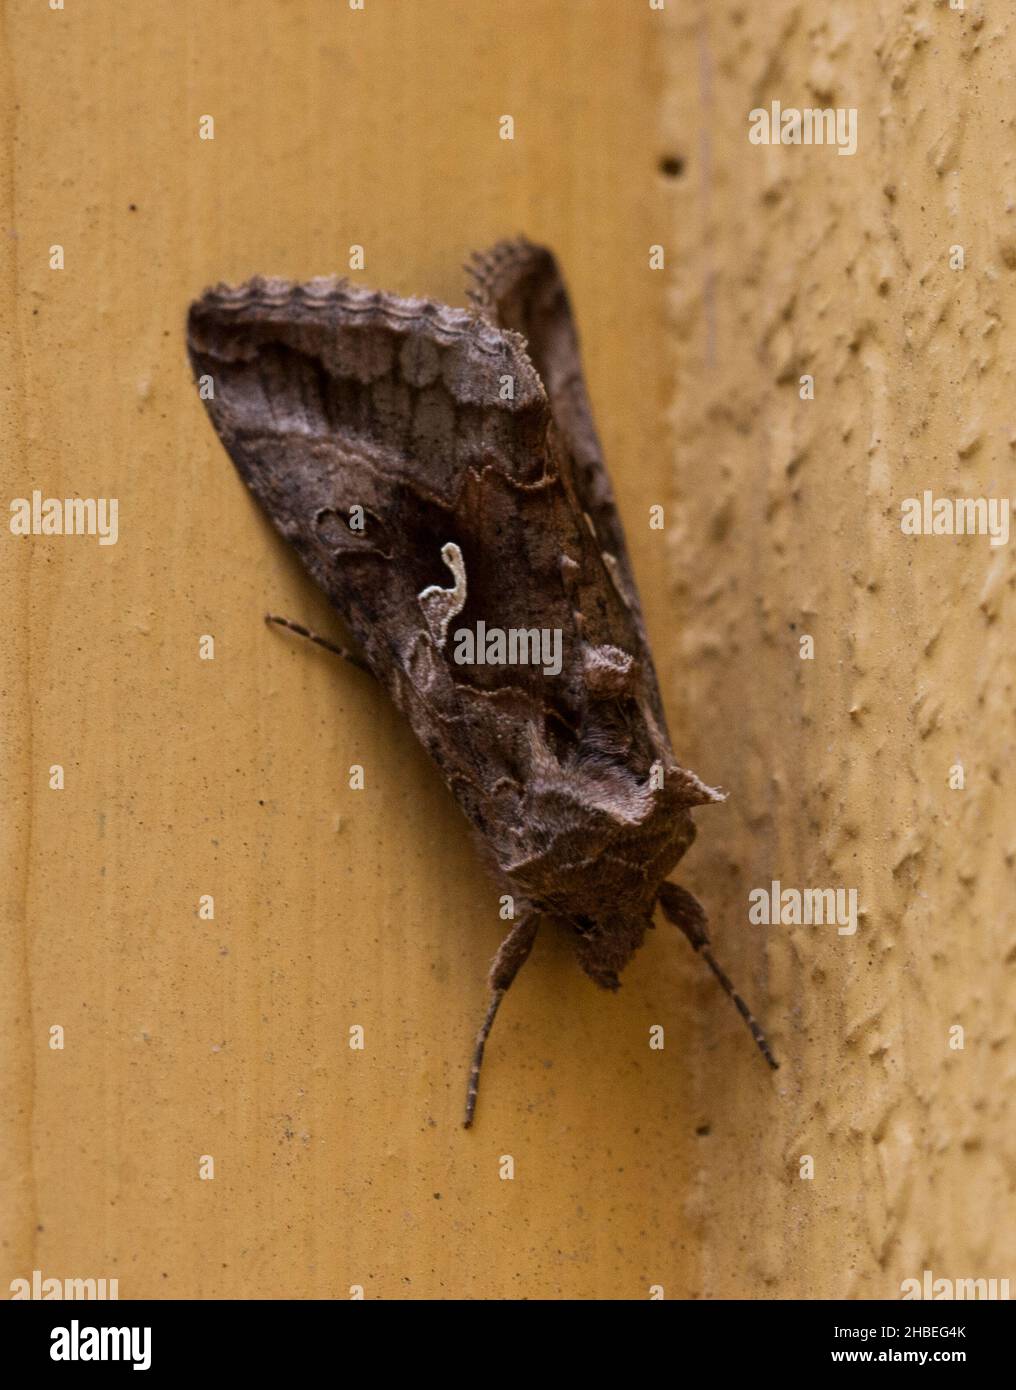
{"left": 507, "top": 789, "right": 702, "bottom": 987}
{"left": 565, "top": 909, "right": 652, "bottom": 990}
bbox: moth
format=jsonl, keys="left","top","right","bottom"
{"left": 187, "top": 238, "right": 777, "bottom": 1126}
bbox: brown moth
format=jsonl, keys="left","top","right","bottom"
{"left": 186, "top": 238, "right": 777, "bottom": 1126}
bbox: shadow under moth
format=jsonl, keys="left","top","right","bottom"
{"left": 187, "top": 238, "right": 777, "bottom": 1126}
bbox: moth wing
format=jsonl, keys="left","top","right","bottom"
{"left": 465, "top": 239, "right": 658, "bottom": 694}
{"left": 463, "top": 242, "right": 726, "bottom": 896}
{"left": 187, "top": 272, "right": 717, "bottom": 910}
{"left": 187, "top": 276, "right": 548, "bottom": 686}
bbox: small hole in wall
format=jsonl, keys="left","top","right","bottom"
{"left": 659, "top": 154, "right": 685, "bottom": 179}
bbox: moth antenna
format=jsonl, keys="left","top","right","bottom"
{"left": 464, "top": 912, "right": 540, "bottom": 1127}
{"left": 658, "top": 882, "right": 779, "bottom": 1071}
{"left": 694, "top": 941, "right": 779, "bottom": 1070}
{"left": 264, "top": 614, "right": 371, "bottom": 673}
{"left": 464, "top": 989, "right": 506, "bottom": 1129}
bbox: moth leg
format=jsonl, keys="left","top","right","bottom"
{"left": 463, "top": 912, "right": 540, "bottom": 1129}
{"left": 657, "top": 882, "right": 779, "bottom": 1071}
{"left": 264, "top": 614, "right": 371, "bottom": 674}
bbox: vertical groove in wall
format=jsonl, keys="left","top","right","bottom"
{"left": 0, "top": 0, "right": 39, "bottom": 1282}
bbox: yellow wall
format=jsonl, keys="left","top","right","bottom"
{"left": 2, "top": 0, "right": 1012, "bottom": 1300}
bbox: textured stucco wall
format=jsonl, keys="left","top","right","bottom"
{"left": 662, "top": 0, "right": 1014, "bottom": 1298}
{"left": 1, "top": 0, "right": 1012, "bottom": 1301}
